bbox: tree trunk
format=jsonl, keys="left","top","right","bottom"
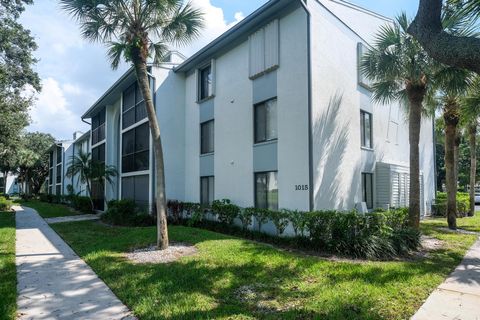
{"left": 443, "top": 101, "right": 458, "bottom": 230}
{"left": 407, "top": 86, "right": 426, "bottom": 230}
{"left": 454, "top": 132, "right": 460, "bottom": 192}
{"left": 469, "top": 123, "right": 477, "bottom": 217}
{"left": 133, "top": 58, "right": 169, "bottom": 250}
{"left": 2, "top": 171, "right": 7, "bottom": 194}
{"left": 408, "top": 0, "right": 480, "bottom": 74}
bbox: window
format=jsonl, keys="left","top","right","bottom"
{"left": 249, "top": 20, "right": 279, "bottom": 78}
{"left": 362, "top": 173, "right": 374, "bottom": 209}
{"left": 357, "top": 43, "right": 372, "bottom": 88}
{"left": 122, "top": 175, "right": 149, "bottom": 209}
{"left": 255, "top": 99, "right": 277, "bottom": 143}
{"left": 49, "top": 168, "right": 53, "bottom": 185}
{"left": 56, "top": 185, "right": 61, "bottom": 195}
{"left": 92, "top": 144, "right": 105, "bottom": 165}
{"left": 199, "top": 64, "right": 212, "bottom": 101}
{"left": 200, "top": 120, "right": 214, "bottom": 154}
{"left": 92, "top": 107, "right": 106, "bottom": 145}
{"left": 56, "top": 164, "right": 62, "bottom": 184}
{"left": 122, "top": 83, "right": 148, "bottom": 129}
{"left": 255, "top": 171, "right": 278, "bottom": 210}
{"left": 49, "top": 151, "right": 54, "bottom": 167}
{"left": 360, "top": 110, "right": 372, "bottom": 149}
{"left": 122, "top": 122, "right": 150, "bottom": 173}
{"left": 56, "top": 146, "right": 62, "bottom": 163}
{"left": 200, "top": 176, "right": 214, "bottom": 206}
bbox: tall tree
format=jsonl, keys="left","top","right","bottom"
{"left": 19, "top": 132, "right": 55, "bottom": 195}
{"left": 0, "top": 0, "right": 40, "bottom": 173}
{"left": 461, "top": 76, "right": 480, "bottom": 216}
{"left": 361, "top": 13, "right": 435, "bottom": 229}
{"left": 60, "top": 0, "right": 204, "bottom": 249}
{"left": 408, "top": 0, "right": 480, "bottom": 73}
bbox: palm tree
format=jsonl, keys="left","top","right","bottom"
{"left": 66, "top": 150, "right": 117, "bottom": 212}
{"left": 60, "top": 0, "right": 204, "bottom": 249}
{"left": 461, "top": 76, "right": 480, "bottom": 217}
{"left": 431, "top": 8, "right": 476, "bottom": 229}
{"left": 360, "top": 13, "right": 435, "bottom": 229}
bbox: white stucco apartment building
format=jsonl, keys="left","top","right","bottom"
{"left": 62, "top": 0, "right": 435, "bottom": 214}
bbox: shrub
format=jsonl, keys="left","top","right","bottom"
{"left": 286, "top": 209, "right": 308, "bottom": 237}
{"left": 433, "top": 192, "right": 470, "bottom": 217}
{"left": 72, "top": 196, "right": 94, "bottom": 214}
{"left": 238, "top": 208, "right": 254, "bottom": 230}
{"left": 167, "top": 200, "right": 184, "bottom": 224}
{"left": 211, "top": 199, "right": 240, "bottom": 225}
{"left": 251, "top": 208, "right": 270, "bottom": 232}
{"left": 102, "top": 200, "right": 154, "bottom": 227}
{"left": 271, "top": 210, "right": 290, "bottom": 236}
{"left": 0, "top": 196, "right": 12, "bottom": 211}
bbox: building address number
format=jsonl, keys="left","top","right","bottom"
{"left": 295, "top": 185, "right": 309, "bottom": 191}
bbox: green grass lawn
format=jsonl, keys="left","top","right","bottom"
{"left": 20, "top": 199, "right": 83, "bottom": 218}
{"left": 51, "top": 213, "right": 480, "bottom": 320}
{"left": 0, "top": 212, "right": 16, "bottom": 320}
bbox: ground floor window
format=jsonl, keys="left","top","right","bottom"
{"left": 122, "top": 174, "right": 149, "bottom": 210}
{"left": 362, "top": 173, "right": 374, "bottom": 209}
{"left": 200, "top": 176, "right": 214, "bottom": 206}
{"left": 91, "top": 181, "right": 105, "bottom": 211}
{"left": 255, "top": 171, "right": 278, "bottom": 210}
{"left": 55, "top": 185, "right": 61, "bottom": 196}
{"left": 48, "top": 186, "right": 52, "bottom": 195}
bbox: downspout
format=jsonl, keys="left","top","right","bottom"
{"left": 299, "top": 0, "right": 314, "bottom": 211}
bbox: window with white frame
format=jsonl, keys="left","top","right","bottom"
{"left": 200, "top": 176, "right": 214, "bottom": 206}
{"left": 122, "top": 174, "right": 149, "bottom": 209}
{"left": 249, "top": 20, "right": 279, "bottom": 79}
{"left": 360, "top": 110, "right": 373, "bottom": 149}
{"left": 200, "top": 120, "right": 214, "bottom": 155}
{"left": 361, "top": 172, "right": 374, "bottom": 209}
{"left": 255, "top": 171, "right": 278, "bottom": 210}
{"left": 357, "top": 42, "right": 372, "bottom": 88}
{"left": 198, "top": 64, "right": 213, "bottom": 101}
{"left": 255, "top": 98, "right": 277, "bottom": 144}
{"left": 122, "top": 122, "right": 150, "bottom": 173}
{"left": 122, "top": 83, "right": 147, "bottom": 129}
{"left": 92, "top": 107, "right": 106, "bottom": 145}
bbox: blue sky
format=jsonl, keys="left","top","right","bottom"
{"left": 21, "top": 0, "right": 418, "bottom": 140}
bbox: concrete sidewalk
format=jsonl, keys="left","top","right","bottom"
{"left": 15, "top": 206, "right": 135, "bottom": 320}
{"left": 412, "top": 237, "right": 480, "bottom": 320}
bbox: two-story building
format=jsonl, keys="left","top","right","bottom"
{"left": 76, "top": 0, "right": 435, "bottom": 215}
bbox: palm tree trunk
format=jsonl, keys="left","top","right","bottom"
{"left": 454, "top": 132, "right": 460, "bottom": 191}
{"left": 443, "top": 101, "right": 458, "bottom": 230}
{"left": 469, "top": 123, "right": 477, "bottom": 217}
{"left": 133, "top": 59, "right": 169, "bottom": 250}
{"left": 407, "top": 86, "right": 425, "bottom": 230}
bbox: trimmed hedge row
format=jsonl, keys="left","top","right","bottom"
{"left": 38, "top": 193, "right": 94, "bottom": 214}
{"left": 167, "top": 199, "right": 419, "bottom": 259}
{"left": 101, "top": 200, "right": 154, "bottom": 227}
{"left": 432, "top": 192, "right": 470, "bottom": 217}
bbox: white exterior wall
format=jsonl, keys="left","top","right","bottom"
{"left": 309, "top": 0, "right": 435, "bottom": 213}
{"left": 183, "top": 7, "right": 310, "bottom": 210}
{"left": 152, "top": 66, "right": 186, "bottom": 202}
{"left": 0, "top": 172, "right": 19, "bottom": 195}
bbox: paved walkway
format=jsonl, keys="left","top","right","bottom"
{"left": 45, "top": 214, "right": 99, "bottom": 224}
{"left": 15, "top": 206, "right": 135, "bottom": 320}
{"left": 412, "top": 238, "right": 480, "bottom": 320}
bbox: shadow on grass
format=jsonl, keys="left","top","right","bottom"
{"left": 51, "top": 222, "right": 476, "bottom": 320}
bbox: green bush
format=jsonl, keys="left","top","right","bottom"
{"left": 433, "top": 192, "right": 470, "bottom": 217}
{"left": 38, "top": 193, "right": 54, "bottom": 203}
{"left": 101, "top": 200, "right": 154, "bottom": 227}
{"left": 0, "top": 196, "right": 12, "bottom": 211}
{"left": 72, "top": 196, "right": 94, "bottom": 214}
{"left": 165, "top": 199, "right": 419, "bottom": 259}
{"left": 211, "top": 199, "right": 240, "bottom": 225}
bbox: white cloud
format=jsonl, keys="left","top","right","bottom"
{"left": 28, "top": 78, "right": 88, "bottom": 140}
{"left": 181, "top": 0, "right": 246, "bottom": 55}
{"left": 22, "top": 0, "right": 247, "bottom": 140}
